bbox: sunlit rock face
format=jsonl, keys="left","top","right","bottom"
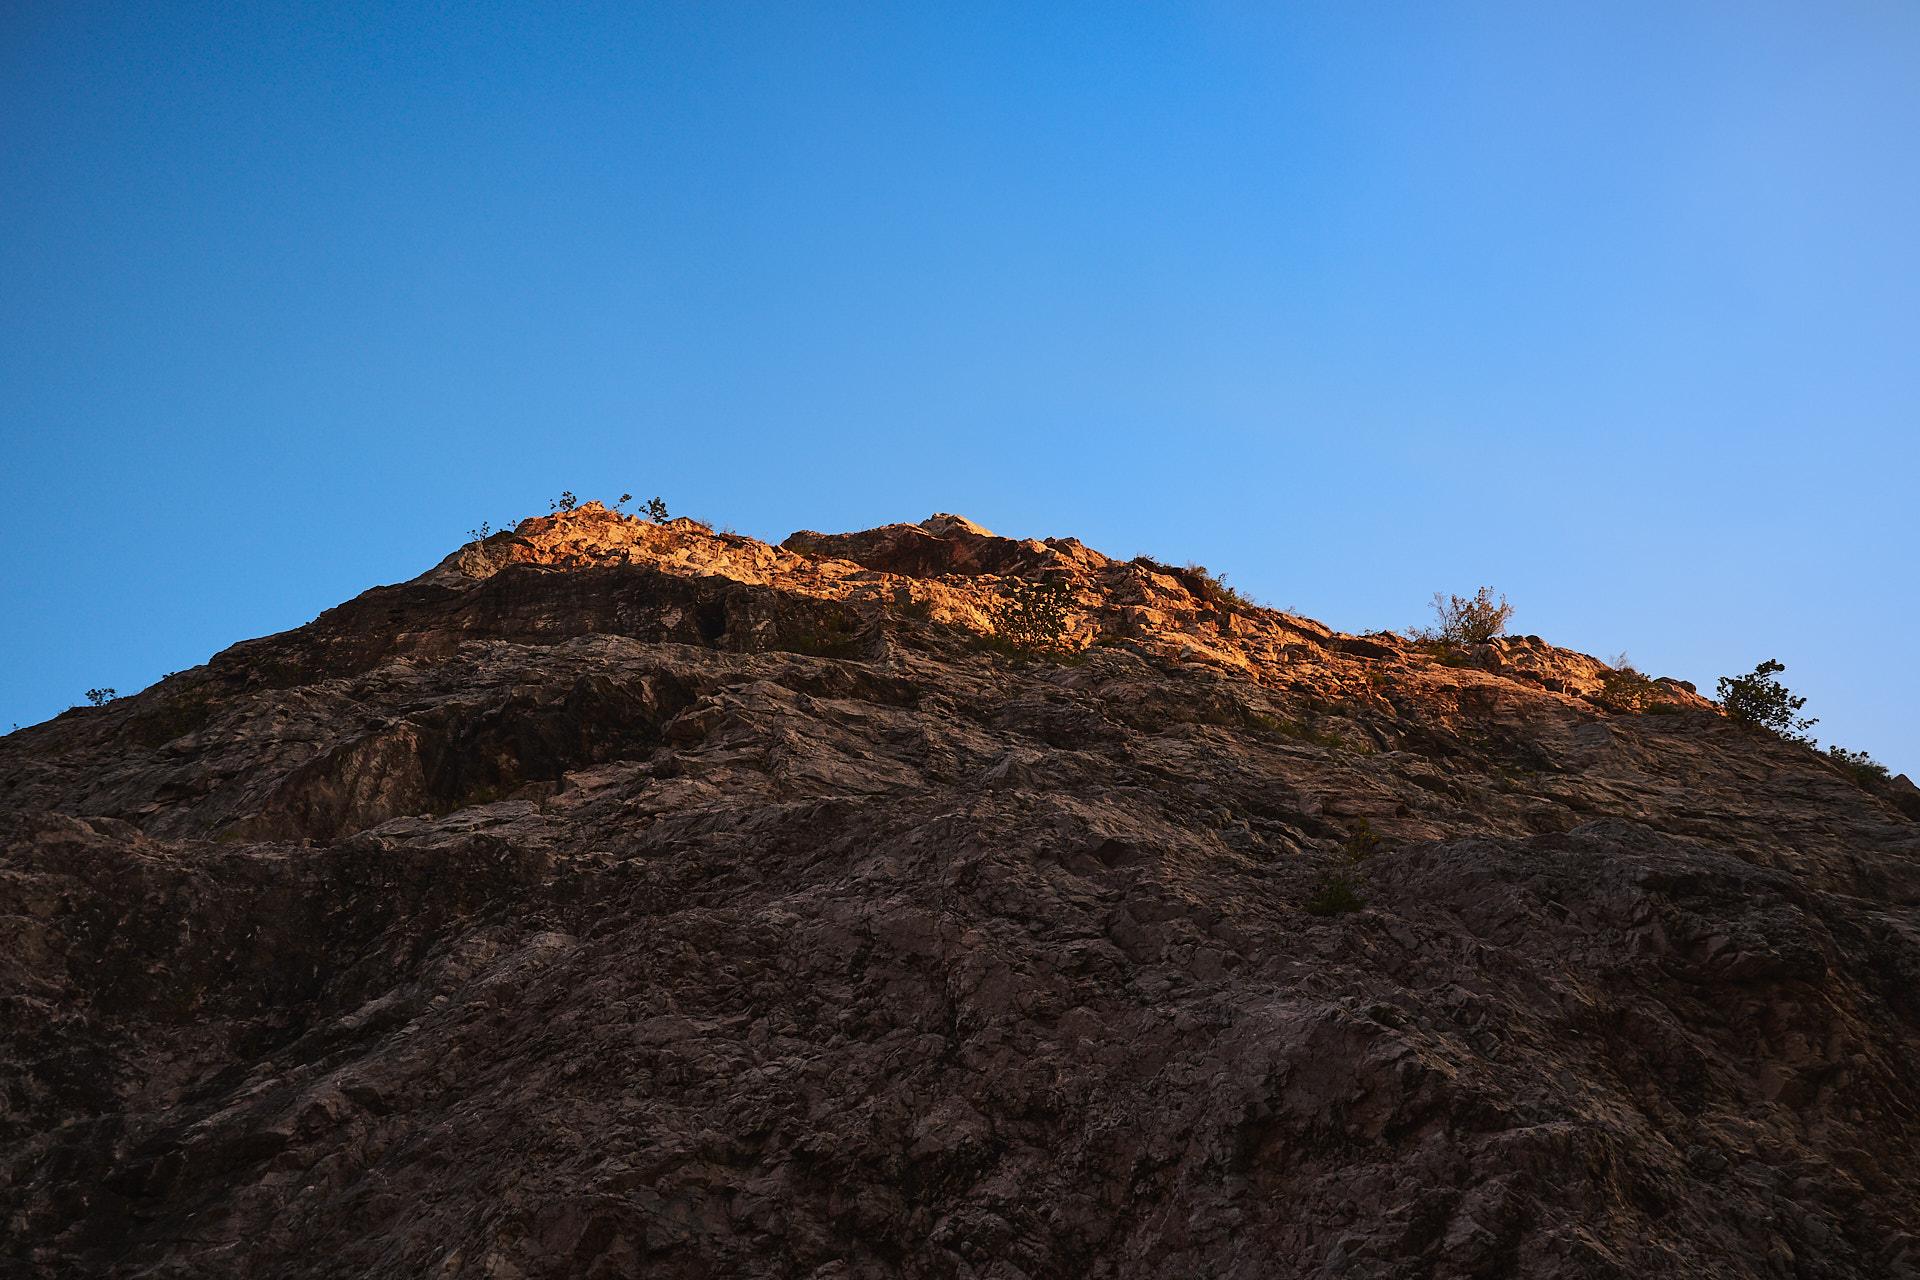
{"left": 4, "top": 506, "right": 1918, "bottom": 1278}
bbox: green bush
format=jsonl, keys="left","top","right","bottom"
{"left": 1418, "top": 587, "right": 1512, "bottom": 644}
{"left": 1827, "top": 745, "right": 1890, "bottom": 786}
{"left": 988, "top": 579, "right": 1072, "bottom": 658}
{"left": 539, "top": 490, "right": 668, "bottom": 522}
{"left": 1716, "top": 659, "right": 1816, "bottom": 744}
{"left": 84, "top": 687, "right": 117, "bottom": 707}
{"left": 1304, "top": 875, "right": 1365, "bottom": 916}
{"left": 1595, "top": 657, "right": 1664, "bottom": 714}
{"left": 1176, "top": 563, "right": 1256, "bottom": 613}
{"left": 779, "top": 607, "right": 864, "bottom": 659}
{"left": 1305, "top": 819, "right": 1379, "bottom": 916}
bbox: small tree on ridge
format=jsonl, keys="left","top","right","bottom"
{"left": 1421, "top": 587, "right": 1513, "bottom": 645}
{"left": 1716, "top": 659, "right": 1816, "bottom": 744}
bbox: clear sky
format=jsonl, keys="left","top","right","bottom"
{"left": 3, "top": 3, "right": 1915, "bottom": 772}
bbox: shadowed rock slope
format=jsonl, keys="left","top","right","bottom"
{"left": 4, "top": 505, "right": 1918, "bottom": 1279}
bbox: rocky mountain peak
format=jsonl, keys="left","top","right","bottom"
{"left": 412, "top": 505, "right": 1695, "bottom": 713}
{"left": 917, "top": 512, "right": 996, "bottom": 537}
{"left": 3, "top": 507, "right": 1917, "bottom": 1277}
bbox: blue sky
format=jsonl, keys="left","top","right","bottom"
{"left": 3, "top": 3, "right": 1915, "bottom": 771}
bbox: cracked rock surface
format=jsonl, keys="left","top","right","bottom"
{"left": 4, "top": 505, "right": 1918, "bottom": 1278}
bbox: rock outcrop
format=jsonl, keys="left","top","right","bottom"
{"left": 3, "top": 506, "right": 1917, "bottom": 1278}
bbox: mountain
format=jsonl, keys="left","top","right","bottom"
{"left": 4, "top": 505, "right": 1918, "bottom": 1279}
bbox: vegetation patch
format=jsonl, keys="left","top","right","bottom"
{"left": 1716, "top": 659, "right": 1816, "bottom": 745}
{"left": 1305, "top": 820, "right": 1380, "bottom": 916}
{"left": 983, "top": 579, "right": 1075, "bottom": 661}
{"left": 1174, "top": 563, "right": 1257, "bottom": 613}
{"left": 1240, "top": 707, "right": 1361, "bottom": 752}
{"left": 892, "top": 592, "right": 936, "bottom": 622}
{"left": 1418, "top": 641, "right": 1476, "bottom": 668}
{"left": 1125, "top": 556, "right": 1260, "bottom": 614}
{"left": 1304, "top": 876, "right": 1365, "bottom": 916}
{"left": 1414, "top": 587, "right": 1512, "bottom": 645}
{"left": 1594, "top": 658, "right": 1666, "bottom": 714}
{"left": 1827, "top": 746, "right": 1890, "bottom": 787}
{"left": 611, "top": 493, "right": 672, "bottom": 523}
{"left": 778, "top": 606, "right": 866, "bottom": 659}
